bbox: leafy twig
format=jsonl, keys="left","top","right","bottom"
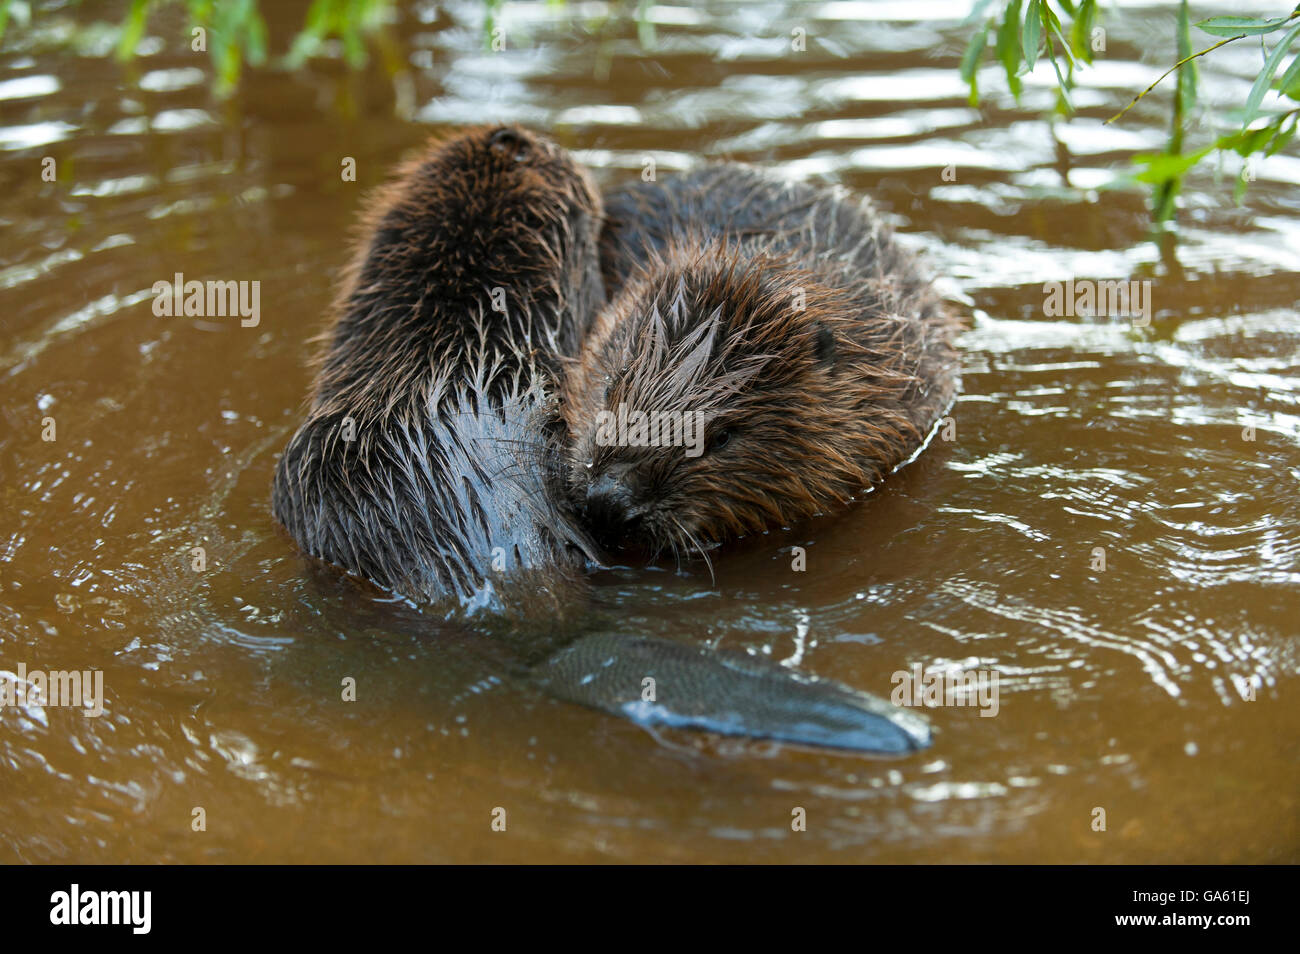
{"left": 1106, "top": 10, "right": 1300, "bottom": 125}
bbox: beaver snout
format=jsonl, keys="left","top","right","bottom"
{"left": 488, "top": 126, "right": 532, "bottom": 163}
{"left": 582, "top": 468, "right": 647, "bottom": 548}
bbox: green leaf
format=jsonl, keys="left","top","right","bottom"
{"left": 1070, "top": 0, "right": 1097, "bottom": 65}
{"left": 1278, "top": 51, "right": 1300, "bottom": 100}
{"left": 1214, "top": 123, "right": 1275, "bottom": 156}
{"left": 245, "top": 10, "right": 268, "bottom": 66}
{"left": 1131, "top": 145, "right": 1213, "bottom": 184}
{"left": 286, "top": 32, "right": 319, "bottom": 67}
{"left": 1195, "top": 15, "right": 1298, "bottom": 38}
{"left": 1176, "top": 0, "right": 1197, "bottom": 115}
{"left": 960, "top": 22, "right": 990, "bottom": 87}
{"left": 1044, "top": 35, "right": 1074, "bottom": 112}
{"left": 216, "top": 36, "right": 240, "bottom": 92}
{"left": 1041, "top": 0, "right": 1075, "bottom": 70}
{"left": 1232, "top": 171, "right": 1250, "bottom": 203}
{"left": 303, "top": 0, "right": 331, "bottom": 36}
{"left": 1022, "top": 0, "right": 1042, "bottom": 72}
{"left": 962, "top": 0, "right": 1000, "bottom": 27}
{"left": 116, "top": 0, "right": 150, "bottom": 62}
{"left": 635, "top": 0, "right": 655, "bottom": 48}
{"left": 342, "top": 21, "right": 366, "bottom": 67}
{"left": 996, "top": 0, "right": 1024, "bottom": 99}
{"left": 287, "top": 0, "right": 341, "bottom": 68}
{"left": 1242, "top": 21, "right": 1300, "bottom": 127}
{"left": 1265, "top": 115, "right": 1298, "bottom": 155}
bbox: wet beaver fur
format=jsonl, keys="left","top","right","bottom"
{"left": 267, "top": 135, "right": 934, "bottom": 753}
{"left": 561, "top": 165, "right": 961, "bottom": 557}
{"left": 272, "top": 126, "right": 604, "bottom": 611}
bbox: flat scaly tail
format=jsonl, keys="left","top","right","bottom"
{"left": 532, "top": 633, "right": 931, "bottom": 754}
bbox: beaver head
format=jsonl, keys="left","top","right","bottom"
{"left": 273, "top": 126, "right": 606, "bottom": 608}
{"left": 561, "top": 238, "right": 929, "bottom": 559}
{"left": 314, "top": 124, "right": 606, "bottom": 416}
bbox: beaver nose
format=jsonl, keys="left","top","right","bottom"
{"left": 583, "top": 471, "right": 644, "bottom": 547}
{"left": 488, "top": 127, "right": 531, "bottom": 162}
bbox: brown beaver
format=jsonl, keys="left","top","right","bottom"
{"left": 268, "top": 137, "right": 932, "bottom": 753}
{"left": 272, "top": 125, "right": 604, "bottom": 611}
{"left": 561, "top": 165, "right": 961, "bottom": 556}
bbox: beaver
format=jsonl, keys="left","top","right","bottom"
{"left": 561, "top": 165, "right": 961, "bottom": 556}
{"left": 271, "top": 125, "right": 604, "bottom": 612}
{"left": 269, "top": 134, "right": 931, "bottom": 753}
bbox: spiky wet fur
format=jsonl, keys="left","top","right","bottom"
{"left": 562, "top": 165, "right": 961, "bottom": 560}
{"left": 272, "top": 126, "right": 604, "bottom": 610}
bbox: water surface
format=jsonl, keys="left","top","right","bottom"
{"left": 0, "top": 0, "right": 1297, "bottom": 862}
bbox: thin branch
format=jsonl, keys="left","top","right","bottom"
{"left": 1106, "top": 33, "right": 1246, "bottom": 124}
{"left": 1108, "top": 10, "right": 1300, "bottom": 124}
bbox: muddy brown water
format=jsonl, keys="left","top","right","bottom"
{"left": 1, "top": 0, "right": 1297, "bottom": 863}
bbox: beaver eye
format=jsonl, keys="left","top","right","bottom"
{"left": 708, "top": 429, "right": 733, "bottom": 453}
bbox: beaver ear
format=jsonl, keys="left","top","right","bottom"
{"left": 488, "top": 127, "right": 531, "bottom": 163}
{"left": 812, "top": 322, "right": 837, "bottom": 369}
